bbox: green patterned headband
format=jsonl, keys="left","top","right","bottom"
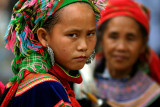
{"left": 4, "top": 0, "right": 100, "bottom": 57}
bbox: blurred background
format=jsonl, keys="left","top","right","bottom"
{"left": 0, "top": 0, "right": 160, "bottom": 85}
{"left": 136, "top": 0, "right": 160, "bottom": 56}
{"left": 0, "top": 0, "right": 18, "bottom": 84}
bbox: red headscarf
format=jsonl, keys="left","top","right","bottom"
{"left": 97, "top": 0, "right": 160, "bottom": 84}
{"left": 98, "top": 0, "right": 150, "bottom": 34}
{"left": 149, "top": 49, "right": 160, "bottom": 84}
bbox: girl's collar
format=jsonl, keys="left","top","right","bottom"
{"left": 49, "top": 63, "right": 82, "bottom": 84}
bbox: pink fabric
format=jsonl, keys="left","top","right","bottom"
{"left": 0, "top": 81, "right": 5, "bottom": 96}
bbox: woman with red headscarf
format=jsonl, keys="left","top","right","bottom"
{"left": 93, "top": 0, "right": 160, "bottom": 106}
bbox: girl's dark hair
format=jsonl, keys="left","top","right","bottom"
{"left": 42, "top": 10, "right": 61, "bottom": 33}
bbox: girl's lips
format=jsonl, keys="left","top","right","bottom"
{"left": 74, "top": 56, "right": 87, "bottom": 61}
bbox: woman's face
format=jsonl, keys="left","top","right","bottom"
{"left": 47, "top": 3, "right": 96, "bottom": 71}
{"left": 102, "top": 16, "right": 145, "bottom": 72}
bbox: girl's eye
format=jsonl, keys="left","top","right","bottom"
{"left": 87, "top": 32, "right": 95, "bottom": 37}
{"left": 68, "top": 34, "right": 77, "bottom": 37}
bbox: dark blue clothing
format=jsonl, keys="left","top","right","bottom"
{"left": 0, "top": 80, "right": 71, "bottom": 107}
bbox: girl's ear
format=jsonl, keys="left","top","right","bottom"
{"left": 37, "top": 28, "right": 49, "bottom": 47}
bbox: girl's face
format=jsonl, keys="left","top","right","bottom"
{"left": 47, "top": 3, "right": 96, "bottom": 71}
{"left": 102, "top": 16, "right": 145, "bottom": 72}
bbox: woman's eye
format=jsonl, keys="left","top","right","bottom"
{"left": 127, "top": 34, "right": 136, "bottom": 41}
{"left": 110, "top": 35, "right": 117, "bottom": 39}
{"left": 107, "top": 32, "right": 118, "bottom": 40}
{"left": 108, "top": 34, "right": 118, "bottom": 39}
{"left": 127, "top": 37, "right": 135, "bottom": 41}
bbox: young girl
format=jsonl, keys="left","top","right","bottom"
{"left": 0, "top": 0, "right": 100, "bottom": 107}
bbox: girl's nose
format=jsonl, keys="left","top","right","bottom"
{"left": 77, "top": 38, "right": 88, "bottom": 52}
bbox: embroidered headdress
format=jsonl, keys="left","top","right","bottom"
{"left": 4, "top": 0, "right": 100, "bottom": 56}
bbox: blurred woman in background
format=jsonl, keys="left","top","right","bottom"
{"left": 94, "top": 0, "right": 160, "bottom": 106}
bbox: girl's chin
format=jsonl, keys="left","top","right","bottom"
{"left": 69, "top": 64, "right": 85, "bottom": 71}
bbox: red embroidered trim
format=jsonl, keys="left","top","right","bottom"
{"left": 54, "top": 100, "right": 72, "bottom": 107}
{"left": 50, "top": 64, "right": 82, "bottom": 84}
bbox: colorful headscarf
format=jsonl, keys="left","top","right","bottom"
{"left": 4, "top": 0, "right": 100, "bottom": 83}
{"left": 97, "top": 0, "right": 150, "bottom": 35}
{"left": 4, "top": 0, "right": 100, "bottom": 57}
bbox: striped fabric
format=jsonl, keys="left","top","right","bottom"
{"left": 3, "top": 64, "right": 81, "bottom": 107}
{"left": 54, "top": 100, "right": 72, "bottom": 107}
{"left": 10, "top": 51, "right": 52, "bottom": 83}
{"left": 15, "top": 73, "right": 60, "bottom": 97}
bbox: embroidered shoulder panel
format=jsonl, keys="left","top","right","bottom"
{"left": 5, "top": 82, "right": 13, "bottom": 89}
{"left": 15, "top": 73, "right": 60, "bottom": 97}
{"left": 54, "top": 100, "right": 72, "bottom": 107}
